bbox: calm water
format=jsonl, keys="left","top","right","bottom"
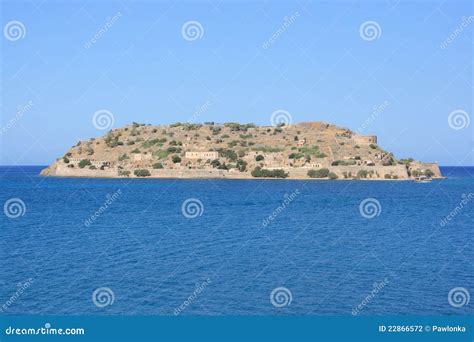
{"left": 1, "top": 166, "right": 473, "bottom": 315}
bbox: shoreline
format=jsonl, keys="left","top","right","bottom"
{"left": 39, "top": 172, "right": 445, "bottom": 181}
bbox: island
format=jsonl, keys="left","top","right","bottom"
{"left": 40, "top": 121, "right": 442, "bottom": 180}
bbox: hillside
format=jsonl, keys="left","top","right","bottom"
{"left": 40, "top": 121, "right": 441, "bottom": 180}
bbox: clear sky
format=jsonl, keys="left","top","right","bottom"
{"left": 1, "top": 0, "right": 472, "bottom": 166}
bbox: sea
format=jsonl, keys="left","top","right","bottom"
{"left": 1, "top": 166, "right": 473, "bottom": 315}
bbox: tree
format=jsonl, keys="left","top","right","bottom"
{"left": 236, "top": 159, "right": 247, "bottom": 172}
{"left": 153, "top": 162, "right": 164, "bottom": 169}
{"left": 424, "top": 169, "right": 435, "bottom": 177}
{"left": 251, "top": 167, "right": 288, "bottom": 178}
{"left": 78, "top": 159, "right": 92, "bottom": 168}
{"left": 357, "top": 170, "right": 368, "bottom": 178}
{"left": 172, "top": 155, "right": 182, "bottom": 163}
{"left": 307, "top": 168, "right": 330, "bottom": 178}
{"left": 134, "top": 169, "right": 151, "bottom": 177}
{"left": 255, "top": 155, "right": 264, "bottom": 161}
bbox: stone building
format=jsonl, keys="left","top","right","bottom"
{"left": 353, "top": 135, "right": 377, "bottom": 145}
{"left": 185, "top": 151, "right": 219, "bottom": 159}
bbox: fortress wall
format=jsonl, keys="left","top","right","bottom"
{"left": 48, "top": 164, "right": 411, "bottom": 180}
{"left": 52, "top": 164, "right": 118, "bottom": 178}
{"left": 284, "top": 165, "right": 409, "bottom": 179}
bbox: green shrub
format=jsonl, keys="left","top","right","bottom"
{"left": 357, "top": 170, "right": 368, "bottom": 178}
{"left": 210, "top": 159, "right": 221, "bottom": 168}
{"left": 251, "top": 167, "right": 288, "bottom": 178}
{"left": 119, "top": 170, "right": 130, "bottom": 177}
{"left": 63, "top": 157, "right": 70, "bottom": 163}
{"left": 289, "top": 153, "right": 305, "bottom": 159}
{"left": 134, "top": 169, "right": 151, "bottom": 177}
{"left": 153, "top": 150, "right": 170, "bottom": 159}
{"left": 331, "top": 160, "right": 356, "bottom": 166}
{"left": 118, "top": 153, "right": 129, "bottom": 161}
{"left": 78, "top": 159, "right": 92, "bottom": 168}
{"left": 255, "top": 155, "right": 264, "bottom": 161}
{"left": 172, "top": 155, "right": 182, "bottom": 163}
{"left": 219, "top": 149, "right": 238, "bottom": 161}
{"left": 153, "top": 162, "right": 164, "bottom": 169}
{"left": 307, "top": 168, "right": 330, "bottom": 178}
{"left": 384, "top": 174, "right": 392, "bottom": 179}
{"left": 369, "top": 144, "right": 377, "bottom": 149}
{"left": 328, "top": 172, "right": 338, "bottom": 180}
{"left": 424, "top": 169, "right": 435, "bottom": 177}
{"left": 236, "top": 159, "right": 247, "bottom": 172}
{"left": 131, "top": 148, "right": 141, "bottom": 154}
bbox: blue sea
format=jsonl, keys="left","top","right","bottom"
{"left": 1, "top": 166, "right": 473, "bottom": 315}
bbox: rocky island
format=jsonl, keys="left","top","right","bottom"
{"left": 40, "top": 122, "right": 441, "bottom": 180}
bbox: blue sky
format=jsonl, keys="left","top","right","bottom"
{"left": 1, "top": 0, "right": 472, "bottom": 165}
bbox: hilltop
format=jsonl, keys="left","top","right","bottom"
{"left": 40, "top": 121, "right": 441, "bottom": 180}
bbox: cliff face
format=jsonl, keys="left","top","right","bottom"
{"left": 41, "top": 122, "right": 441, "bottom": 180}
